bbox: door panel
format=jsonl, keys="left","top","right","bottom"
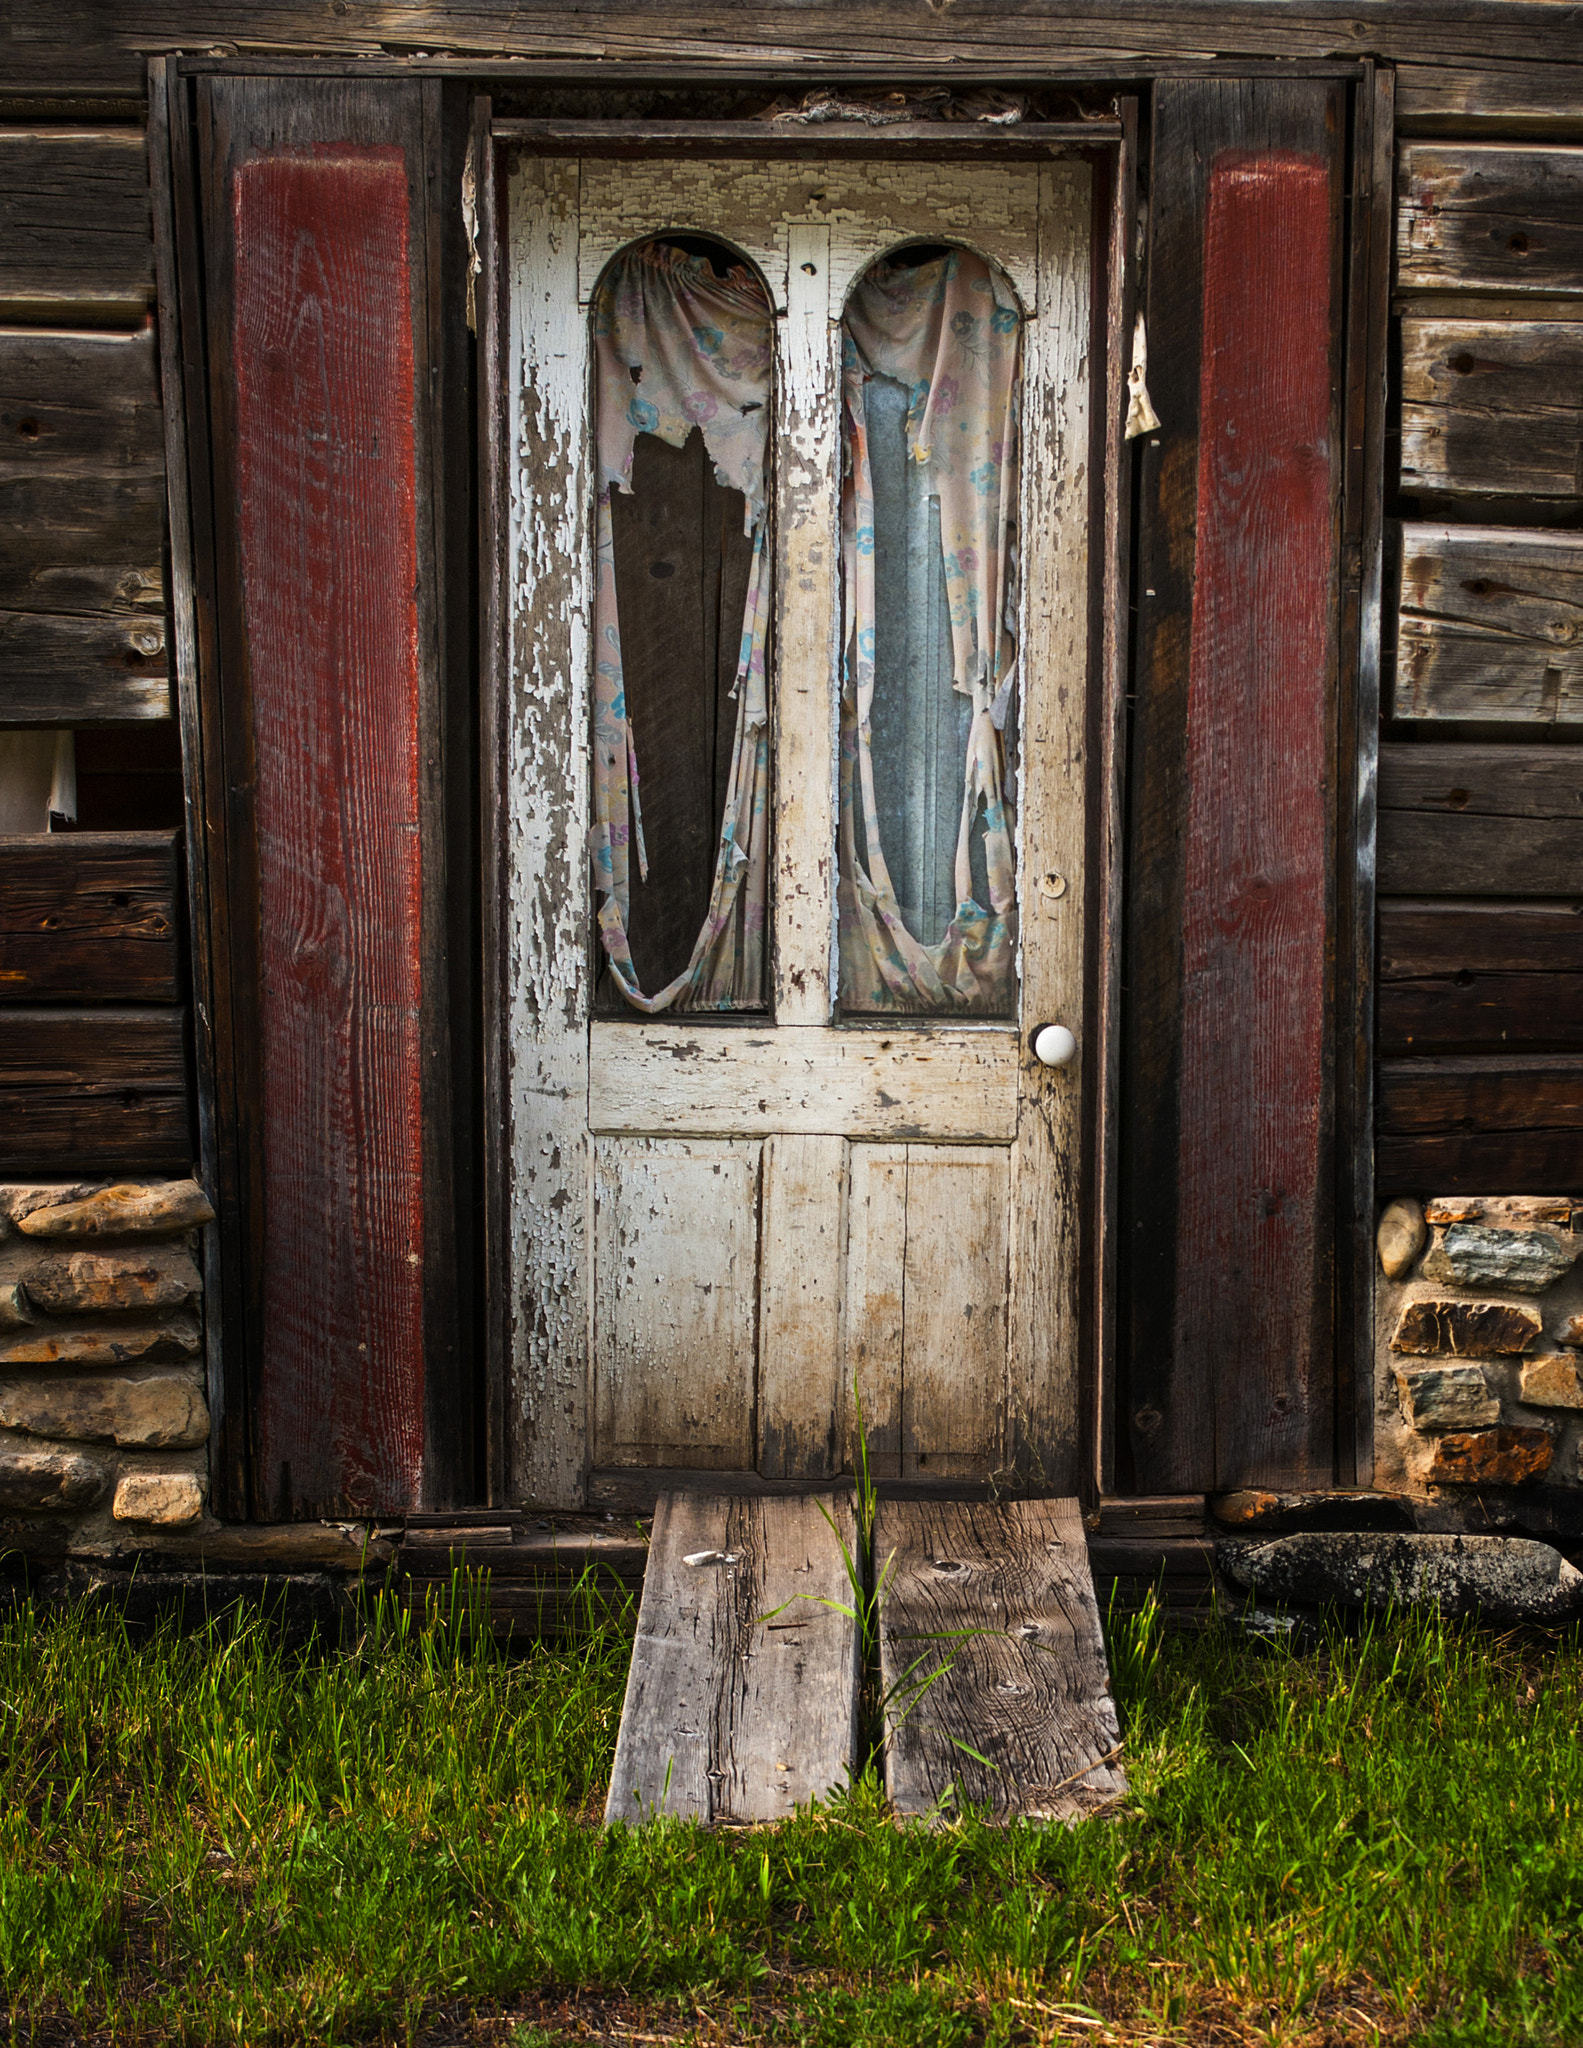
{"left": 592, "top": 1136, "right": 761, "bottom": 1468}
{"left": 505, "top": 150, "right": 1094, "bottom": 1506}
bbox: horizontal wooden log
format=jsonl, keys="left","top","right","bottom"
{"left": 1377, "top": 742, "right": 1583, "bottom": 893}
{"left": 0, "top": 471, "right": 165, "bottom": 614}
{"left": 1378, "top": 1130, "right": 1583, "bottom": 1193}
{"left": 0, "top": 1005, "right": 190, "bottom": 1174}
{"left": 1398, "top": 144, "right": 1583, "bottom": 297}
{"left": 1379, "top": 902, "right": 1583, "bottom": 1052}
{"left": 1398, "top": 64, "right": 1583, "bottom": 137}
{"left": 1379, "top": 1054, "right": 1583, "bottom": 1131}
{"left": 1400, "top": 317, "right": 1583, "bottom": 499}
{"left": 0, "top": 327, "right": 162, "bottom": 473}
{"left": 0, "top": 830, "right": 178, "bottom": 1002}
{"left": 0, "top": 610, "right": 170, "bottom": 724}
{"left": 495, "top": 117, "right": 1119, "bottom": 154}
{"left": 1, "top": 3, "right": 1577, "bottom": 97}
{"left": 1395, "top": 524, "right": 1583, "bottom": 724}
{"left": 0, "top": 131, "right": 152, "bottom": 319}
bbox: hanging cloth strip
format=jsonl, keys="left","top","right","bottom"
{"left": 838, "top": 249, "right": 1022, "bottom": 1013}
{"left": 589, "top": 241, "right": 774, "bottom": 1011}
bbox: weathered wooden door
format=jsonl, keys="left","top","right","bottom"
{"left": 500, "top": 150, "right": 1094, "bottom": 1509}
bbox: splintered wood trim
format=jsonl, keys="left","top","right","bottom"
{"left": 506, "top": 154, "right": 592, "bottom": 1506}
{"left": 1006, "top": 159, "right": 1092, "bottom": 1495}
{"left": 605, "top": 1490, "right": 860, "bottom": 1826}
{"left": 875, "top": 1495, "right": 1125, "bottom": 1824}
{"left": 774, "top": 220, "right": 838, "bottom": 1024}
{"left": 757, "top": 1133, "right": 847, "bottom": 1477}
{"left": 494, "top": 119, "right": 1121, "bottom": 156}
{"left": 588, "top": 1021, "right": 1020, "bottom": 1139}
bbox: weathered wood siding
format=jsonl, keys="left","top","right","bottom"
{"left": 1384, "top": 135, "right": 1583, "bottom": 1193}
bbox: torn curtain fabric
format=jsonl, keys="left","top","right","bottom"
{"left": 838, "top": 248, "right": 1023, "bottom": 1013}
{"left": 589, "top": 240, "right": 773, "bottom": 1011}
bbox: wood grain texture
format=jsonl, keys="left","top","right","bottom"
{"left": 1379, "top": 900, "right": 1583, "bottom": 1053}
{"left": 773, "top": 219, "right": 837, "bottom": 1025}
{"left": 1394, "top": 524, "right": 1583, "bottom": 724}
{"left": 0, "top": 327, "right": 163, "bottom": 478}
{"left": 0, "top": 131, "right": 152, "bottom": 318}
{"left": 605, "top": 1489, "right": 859, "bottom": 1825}
{"left": 840, "top": 1142, "right": 907, "bottom": 1477}
{"left": 1398, "top": 144, "right": 1583, "bottom": 297}
{"left": 1378, "top": 1054, "right": 1583, "bottom": 1192}
{"left": 0, "top": 829, "right": 178, "bottom": 1003}
{"left": 1119, "top": 80, "right": 1341, "bottom": 1497}
{"left": 1379, "top": 1054, "right": 1583, "bottom": 1132}
{"left": 1377, "top": 742, "right": 1583, "bottom": 894}
{"left": 589, "top": 1021, "right": 1020, "bottom": 1139}
{"left": 0, "top": 615, "right": 170, "bottom": 724}
{"left": 3, "top": 3, "right": 1577, "bottom": 98}
{"left": 229, "top": 132, "right": 426, "bottom": 1518}
{"left": 757, "top": 1133, "right": 845, "bottom": 1480}
{"left": 1397, "top": 62, "right": 1583, "bottom": 137}
{"left": 1174, "top": 141, "right": 1339, "bottom": 1492}
{"left": 505, "top": 153, "right": 591, "bottom": 1508}
{"left": 593, "top": 1137, "right": 760, "bottom": 1470}
{"left": 0, "top": 470, "right": 165, "bottom": 615}
{"left": 500, "top": 119, "right": 1116, "bottom": 157}
{"left": 0, "top": 1005, "right": 189, "bottom": 1173}
{"left": 1003, "top": 160, "right": 1091, "bottom": 1498}
{"left": 875, "top": 1496, "right": 1125, "bottom": 1822}
{"left": 902, "top": 1147, "right": 1010, "bottom": 1483}
{"left": 1401, "top": 317, "right": 1583, "bottom": 499}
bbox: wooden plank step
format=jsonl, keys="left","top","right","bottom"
{"left": 876, "top": 1496, "right": 1127, "bottom": 1823}
{"left": 604, "top": 1490, "right": 859, "bottom": 1828}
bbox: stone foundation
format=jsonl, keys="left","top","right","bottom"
{"left": 1375, "top": 1195, "right": 1583, "bottom": 1495}
{"left": 0, "top": 1179, "right": 214, "bottom": 1548}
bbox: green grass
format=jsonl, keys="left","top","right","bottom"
{"left": 2, "top": 1574, "right": 1581, "bottom": 2047}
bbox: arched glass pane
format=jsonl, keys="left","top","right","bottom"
{"left": 837, "top": 247, "right": 1023, "bottom": 1017}
{"left": 588, "top": 237, "right": 773, "bottom": 1013}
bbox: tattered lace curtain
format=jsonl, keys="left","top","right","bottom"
{"left": 839, "top": 249, "right": 1023, "bottom": 1013}
{"left": 590, "top": 241, "right": 773, "bottom": 1011}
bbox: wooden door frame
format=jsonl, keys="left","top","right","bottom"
{"left": 152, "top": 60, "right": 483, "bottom": 1519}
{"left": 479, "top": 111, "right": 1139, "bottom": 1511}
{"left": 1103, "top": 65, "right": 1394, "bottom": 1500}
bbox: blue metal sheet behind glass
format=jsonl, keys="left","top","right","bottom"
{"left": 838, "top": 247, "right": 1023, "bottom": 1017}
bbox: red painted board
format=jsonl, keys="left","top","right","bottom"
{"left": 231, "top": 146, "right": 426, "bottom": 1514}
{"left": 1173, "top": 151, "right": 1336, "bottom": 1489}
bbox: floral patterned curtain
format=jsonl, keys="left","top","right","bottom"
{"left": 589, "top": 241, "right": 773, "bottom": 1011}
{"left": 838, "top": 249, "right": 1023, "bottom": 1013}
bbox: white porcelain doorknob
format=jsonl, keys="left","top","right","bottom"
{"left": 1031, "top": 1023, "right": 1077, "bottom": 1068}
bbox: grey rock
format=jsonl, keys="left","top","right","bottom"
{"left": 1395, "top": 1363, "right": 1499, "bottom": 1432}
{"left": 1421, "top": 1224, "right": 1578, "bottom": 1295}
{"left": 1220, "top": 1531, "right": 1583, "bottom": 1625}
{"left": 1377, "top": 1198, "right": 1427, "bottom": 1280}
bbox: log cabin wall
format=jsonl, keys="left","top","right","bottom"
{"left": 1, "top": 10, "right": 1582, "bottom": 1571}
{"left": 0, "top": 106, "right": 216, "bottom": 1544}
{"left": 1373, "top": 62, "right": 1583, "bottom": 1497}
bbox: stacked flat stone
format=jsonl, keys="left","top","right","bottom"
{"left": 1375, "top": 1194, "right": 1583, "bottom": 1493}
{"left": 0, "top": 1179, "right": 212, "bottom": 1534}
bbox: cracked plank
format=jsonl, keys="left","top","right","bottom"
{"left": 876, "top": 1494, "right": 1125, "bottom": 1823}
{"left": 605, "top": 1488, "right": 860, "bottom": 1825}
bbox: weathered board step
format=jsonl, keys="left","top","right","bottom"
{"left": 605, "top": 1490, "right": 860, "bottom": 1827}
{"left": 876, "top": 1497, "right": 1128, "bottom": 1823}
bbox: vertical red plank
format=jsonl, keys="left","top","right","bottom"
{"left": 231, "top": 147, "right": 425, "bottom": 1513}
{"left": 1174, "top": 153, "right": 1336, "bottom": 1488}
